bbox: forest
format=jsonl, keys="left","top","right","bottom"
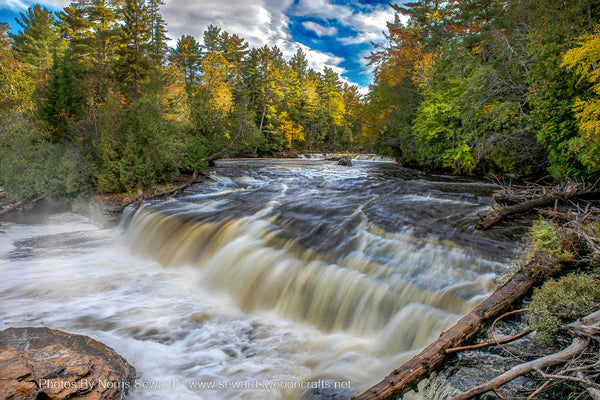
{"left": 0, "top": 0, "right": 367, "bottom": 199}
{"left": 1, "top": 0, "right": 600, "bottom": 201}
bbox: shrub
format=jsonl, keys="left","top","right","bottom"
{"left": 530, "top": 273, "right": 600, "bottom": 344}
{"left": 529, "top": 218, "right": 575, "bottom": 263}
{"left": 0, "top": 115, "right": 90, "bottom": 199}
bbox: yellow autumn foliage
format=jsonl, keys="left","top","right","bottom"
{"left": 562, "top": 25, "right": 600, "bottom": 172}
{"left": 278, "top": 111, "right": 305, "bottom": 148}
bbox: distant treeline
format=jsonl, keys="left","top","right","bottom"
{"left": 0, "top": 0, "right": 368, "bottom": 198}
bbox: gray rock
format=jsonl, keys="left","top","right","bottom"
{"left": 338, "top": 157, "right": 352, "bottom": 166}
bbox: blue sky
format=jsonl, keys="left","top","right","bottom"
{"left": 0, "top": 0, "right": 396, "bottom": 91}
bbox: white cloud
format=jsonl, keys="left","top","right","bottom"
{"left": 162, "top": 0, "right": 294, "bottom": 50}
{"left": 347, "top": 7, "right": 395, "bottom": 45}
{"left": 1, "top": 0, "right": 26, "bottom": 11}
{"left": 162, "top": 0, "right": 347, "bottom": 78}
{"left": 1, "top": 0, "right": 69, "bottom": 11}
{"left": 292, "top": 0, "right": 394, "bottom": 46}
{"left": 292, "top": 0, "right": 353, "bottom": 21}
{"left": 301, "top": 20, "right": 336, "bottom": 37}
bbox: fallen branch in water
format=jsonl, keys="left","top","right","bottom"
{"left": 479, "top": 180, "right": 600, "bottom": 230}
{"left": 112, "top": 172, "right": 202, "bottom": 213}
{"left": 446, "top": 309, "right": 531, "bottom": 354}
{"left": 445, "top": 327, "right": 532, "bottom": 354}
{"left": 352, "top": 262, "right": 560, "bottom": 400}
{"left": 143, "top": 171, "right": 198, "bottom": 201}
{"left": 0, "top": 192, "right": 53, "bottom": 216}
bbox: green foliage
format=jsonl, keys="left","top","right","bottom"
{"left": 413, "top": 79, "right": 475, "bottom": 173}
{"left": 561, "top": 26, "right": 600, "bottom": 176}
{"left": 530, "top": 273, "right": 600, "bottom": 344}
{"left": 527, "top": 0, "right": 594, "bottom": 178}
{"left": 93, "top": 95, "right": 178, "bottom": 193}
{"left": 529, "top": 218, "right": 575, "bottom": 263}
{"left": 170, "top": 35, "right": 202, "bottom": 86}
{"left": 367, "top": 0, "right": 600, "bottom": 179}
{"left": 10, "top": 4, "right": 64, "bottom": 80}
{"left": 0, "top": 115, "right": 90, "bottom": 199}
{"left": 41, "top": 52, "right": 85, "bottom": 141}
{"left": 119, "top": 99, "right": 178, "bottom": 192}
{"left": 116, "top": 0, "right": 152, "bottom": 100}
{"left": 2, "top": 3, "right": 367, "bottom": 200}
{"left": 0, "top": 23, "right": 34, "bottom": 114}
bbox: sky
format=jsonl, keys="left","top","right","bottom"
{"left": 0, "top": 0, "right": 396, "bottom": 91}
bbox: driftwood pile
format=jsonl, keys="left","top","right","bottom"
{"left": 478, "top": 179, "right": 600, "bottom": 230}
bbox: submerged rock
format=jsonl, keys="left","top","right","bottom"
{"left": 337, "top": 157, "right": 352, "bottom": 166}
{"left": 0, "top": 327, "right": 135, "bottom": 400}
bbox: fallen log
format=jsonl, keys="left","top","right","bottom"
{"left": 447, "top": 309, "right": 600, "bottom": 400}
{"left": 143, "top": 171, "right": 198, "bottom": 201}
{"left": 0, "top": 193, "right": 52, "bottom": 216}
{"left": 478, "top": 186, "right": 579, "bottom": 230}
{"left": 536, "top": 208, "right": 600, "bottom": 223}
{"left": 114, "top": 172, "right": 201, "bottom": 213}
{"left": 352, "top": 261, "right": 560, "bottom": 400}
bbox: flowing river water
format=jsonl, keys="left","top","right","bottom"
{"left": 0, "top": 158, "right": 522, "bottom": 399}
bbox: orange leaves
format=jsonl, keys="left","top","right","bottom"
{"left": 412, "top": 51, "right": 438, "bottom": 89}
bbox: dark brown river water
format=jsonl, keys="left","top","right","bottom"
{"left": 0, "top": 158, "right": 521, "bottom": 399}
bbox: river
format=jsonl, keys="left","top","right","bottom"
{"left": 0, "top": 158, "right": 520, "bottom": 399}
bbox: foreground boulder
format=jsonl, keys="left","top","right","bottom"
{"left": 0, "top": 327, "right": 136, "bottom": 400}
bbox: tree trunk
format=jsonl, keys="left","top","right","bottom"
{"left": 259, "top": 102, "right": 267, "bottom": 141}
{"left": 352, "top": 261, "right": 560, "bottom": 400}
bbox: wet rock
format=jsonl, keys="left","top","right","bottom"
{"left": 0, "top": 327, "right": 136, "bottom": 400}
{"left": 338, "top": 157, "right": 352, "bottom": 166}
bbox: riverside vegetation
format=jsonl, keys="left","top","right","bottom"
{"left": 2, "top": 1, "right": 600, "bottom": 399}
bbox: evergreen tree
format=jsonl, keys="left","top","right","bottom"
{"left": 170, "top": 35, "right": 202, "bottom": 87}
{"left": 147, "top": 0, "right": 168, "bottom": 65}
{"left": 117, "top": 0, "right": 152, "bottom": 100}
{"left": 10, "top": 5, "right": 64, "bottom": 82}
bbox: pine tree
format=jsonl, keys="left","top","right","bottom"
{"left": 147, "top": 0, "right": 168, "bottom": 65}
{"left": 170, "top": 35, "right": 202, "bottom": 87}
{"left": 290, "top": 48, "right": 308, "bottom": 80}
{"left": 10, "top": 5, "right": 64, "bottom": 83}
{"left": 202, "top": 25, "right": 222, "bottom": 53}
{"left": 117, "top": 0, "right": 152, "bottom": 100}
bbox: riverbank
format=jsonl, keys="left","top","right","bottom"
{"left": 357, "top": 181, "right": 600, "bottom": 400}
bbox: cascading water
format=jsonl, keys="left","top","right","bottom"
{"left": 0, "top": 159, "right": 520, "bottom": 399}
